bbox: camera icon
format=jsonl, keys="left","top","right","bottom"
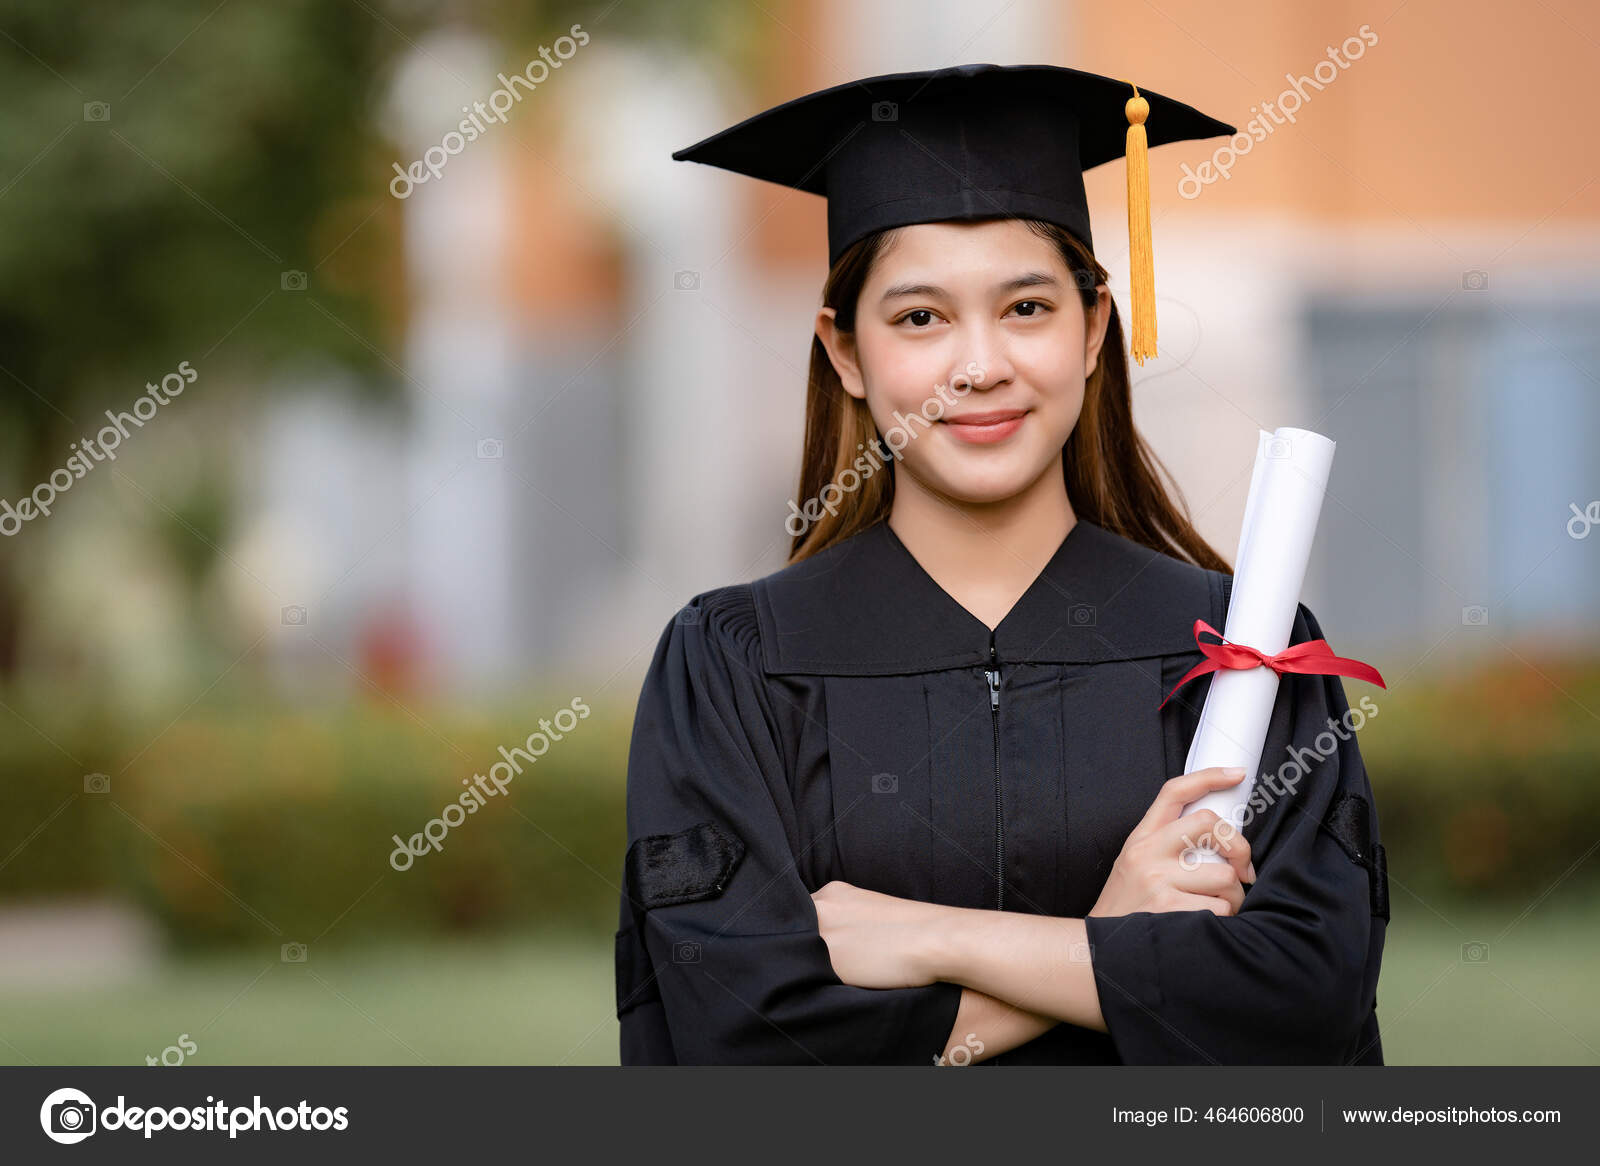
{"left": 45, "top": 1092, "right": 97, "bottom": 1143}
{"left": 672, "top": 940, "right": 701, "bottom": 964}
{"left": 1068, "top": 603, "right": 1097, "bottom": 627}
{"left": 871, "top": 772, "right": 898, "bottom": 794}
{"left": 1460, "top": 941, "right": 1490, "bottom": 964}
{"left": 1070, "top": 268, "right": 1098, "bottom": 290}
{"left": 675, "top": 604, "right": 701, "bottom": 626}
{"left": 83, "top": 101, "right": 111, "bottom": 123}
{"left": 674, "top": 270, "right": 700, "bottom": 291}
{"left": 281, "top": 605, "right": 307, "bottom": 626}
{"left": 1265, "top": 436, "right": 1292, "bottom": 459}
{"left": 280, "top": 269, "right": 308, "bottom": 292}
{"left": 1068, "top": 941, "right": 1094, "bottom": 963}
{"left": 281, "top": 942, "right": 308, "bottom": 963}
{"left": 1461, "top": 269, "right": 1488, "bottom": 291}
{"left": 871, "top": 101, "right": 898, "bottom": 122}
{"left": 476, "top": 437, "right": 503, "bottom": 460}
{"left": 1461, "top": 605, "right": 1488, "bottom": 626}
{"left": 83, "top": 773, "right": 110, "bottom": 794}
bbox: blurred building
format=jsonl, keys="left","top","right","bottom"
{"left": 244, "top": 0, "right": 1600, "bottom": 697}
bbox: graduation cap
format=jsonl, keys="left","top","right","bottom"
{"left": 672, "top": 62, "right": 1234, "bottom": 365}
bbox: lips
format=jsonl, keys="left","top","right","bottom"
{"left": 942, "top": 408, "right": 1027, "bottom": 444}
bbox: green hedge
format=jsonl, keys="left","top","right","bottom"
{"left": 2, "top": 657, "right": 1597, "bottom": 946}
{"left": 1355, "top": 655, "right": 1600, "bottom": 903}
{"left": 0, "top": 697, "right": 630, "bottom": 949}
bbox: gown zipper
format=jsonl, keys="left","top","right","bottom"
{"left": 985, "top": 630, "right": 1004, "bottom": 911}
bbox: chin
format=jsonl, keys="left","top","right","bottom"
{"left": 915, "top": 460, "right": 1052, "bottom": 506}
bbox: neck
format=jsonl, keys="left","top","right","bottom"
{"left": 887, "top": 453, "right": 1077, "bottom": 629}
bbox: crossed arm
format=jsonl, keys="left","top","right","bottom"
{"left": 810, "top": 882, "right": 1099, "bottom": 1062}
{"left": 810, "top": 766, "right": 1256, "bottom": 1064}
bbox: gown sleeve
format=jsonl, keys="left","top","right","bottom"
{"left": 615, "top": 585, "right": 965, "bottom": 1065}
{"left": 1083, "top": 601, "right": 1389, "bottom": 1064}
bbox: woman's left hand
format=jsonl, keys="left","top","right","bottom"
{"left": 811, "top": 880, "right": 947, "bottom": 989}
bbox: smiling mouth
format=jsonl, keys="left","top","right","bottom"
{"left": 941, "top": 409, "right": 1027, "bottom": 444}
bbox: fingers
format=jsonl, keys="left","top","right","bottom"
{"left": 1187, "top": 815, "right": 1255, "bottom": 884}
{"left": 1171, "top": 860, "right": 1246, "bottom": 915}
{"left": 1156, "top": 810, "right": 1253, "bottom": 877}
{"left": 1164, "top": 891, "right": 1238, "bottom": 917}
{"left": 1141, "top": 766, "right": 1249, "bottom": 828}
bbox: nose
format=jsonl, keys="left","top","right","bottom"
{"left": 949, "top": 321, "right": 1015, "bottom": 396}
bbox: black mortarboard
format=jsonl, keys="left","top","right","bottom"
{"left": 672, "top": 62, "right": 1235, "bottom": 364}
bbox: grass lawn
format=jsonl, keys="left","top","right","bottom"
{"left": 1374, "top": 888, "right": 1600, "bottom": 1064}
{"left": 1, "top": 893, "right": 1596, "bottom": 1065}
{"left": 0, "top": 930, "right": 619, "bottom": 1066}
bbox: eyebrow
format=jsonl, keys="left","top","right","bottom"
{"left": 879, "top": 271, "right": 1061, "bottom": 305}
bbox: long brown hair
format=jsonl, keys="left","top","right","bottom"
{"left": 788, "top": 217, "right": 1231, "bottom": 573}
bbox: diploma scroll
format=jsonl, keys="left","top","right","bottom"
{"left": 1177, "top": 427, "right": 1336, "bottom": 863}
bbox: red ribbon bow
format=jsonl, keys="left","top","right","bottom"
{"left": 1157, "top": 619, "right": 1386, "bottom": 710}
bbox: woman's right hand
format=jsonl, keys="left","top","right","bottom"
{"left": 1087, "top": 766, "right": 1257, "bottom": 919}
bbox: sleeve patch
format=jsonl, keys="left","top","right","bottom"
{"left": 625, "top": 819, "right": 746, "bottom": 910}
{"left": 1321, "top": 792, "right": 1389, "bottom": 921}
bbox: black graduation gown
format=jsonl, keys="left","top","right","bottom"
{"left": 615, "top": 517, "right": 1389, "bottom": 1065}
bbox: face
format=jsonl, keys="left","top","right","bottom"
{"left": 816, "top": 219, "right": 1111, "bottom": 508}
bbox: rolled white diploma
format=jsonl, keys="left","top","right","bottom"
{"left": 1178, "top": 426, "right": 1336, "bottom": 863}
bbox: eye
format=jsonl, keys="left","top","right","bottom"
{"left": 1008, "top": 299, "right": 1052, "bottom": 318}
{"left": 895, "top": 308, "right": 940, "bottom": 328}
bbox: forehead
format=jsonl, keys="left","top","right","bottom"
{"left": 868, "top": 220, "right": 1066, "bottom": 288}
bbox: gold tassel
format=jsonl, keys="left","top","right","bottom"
{"left": 1123, "top": 82, "right": 1156, "bottom": 366}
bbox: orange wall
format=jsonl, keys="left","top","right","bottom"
{"left": 507, "top": 102, "right": 623, "bottom": 325}
{"left": 1071, "top": 0, "right": 1600, "bottom": 225}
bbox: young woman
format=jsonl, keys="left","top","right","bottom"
{"left": 616, "top": 64, "right": 1388, "bottom": 1066}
